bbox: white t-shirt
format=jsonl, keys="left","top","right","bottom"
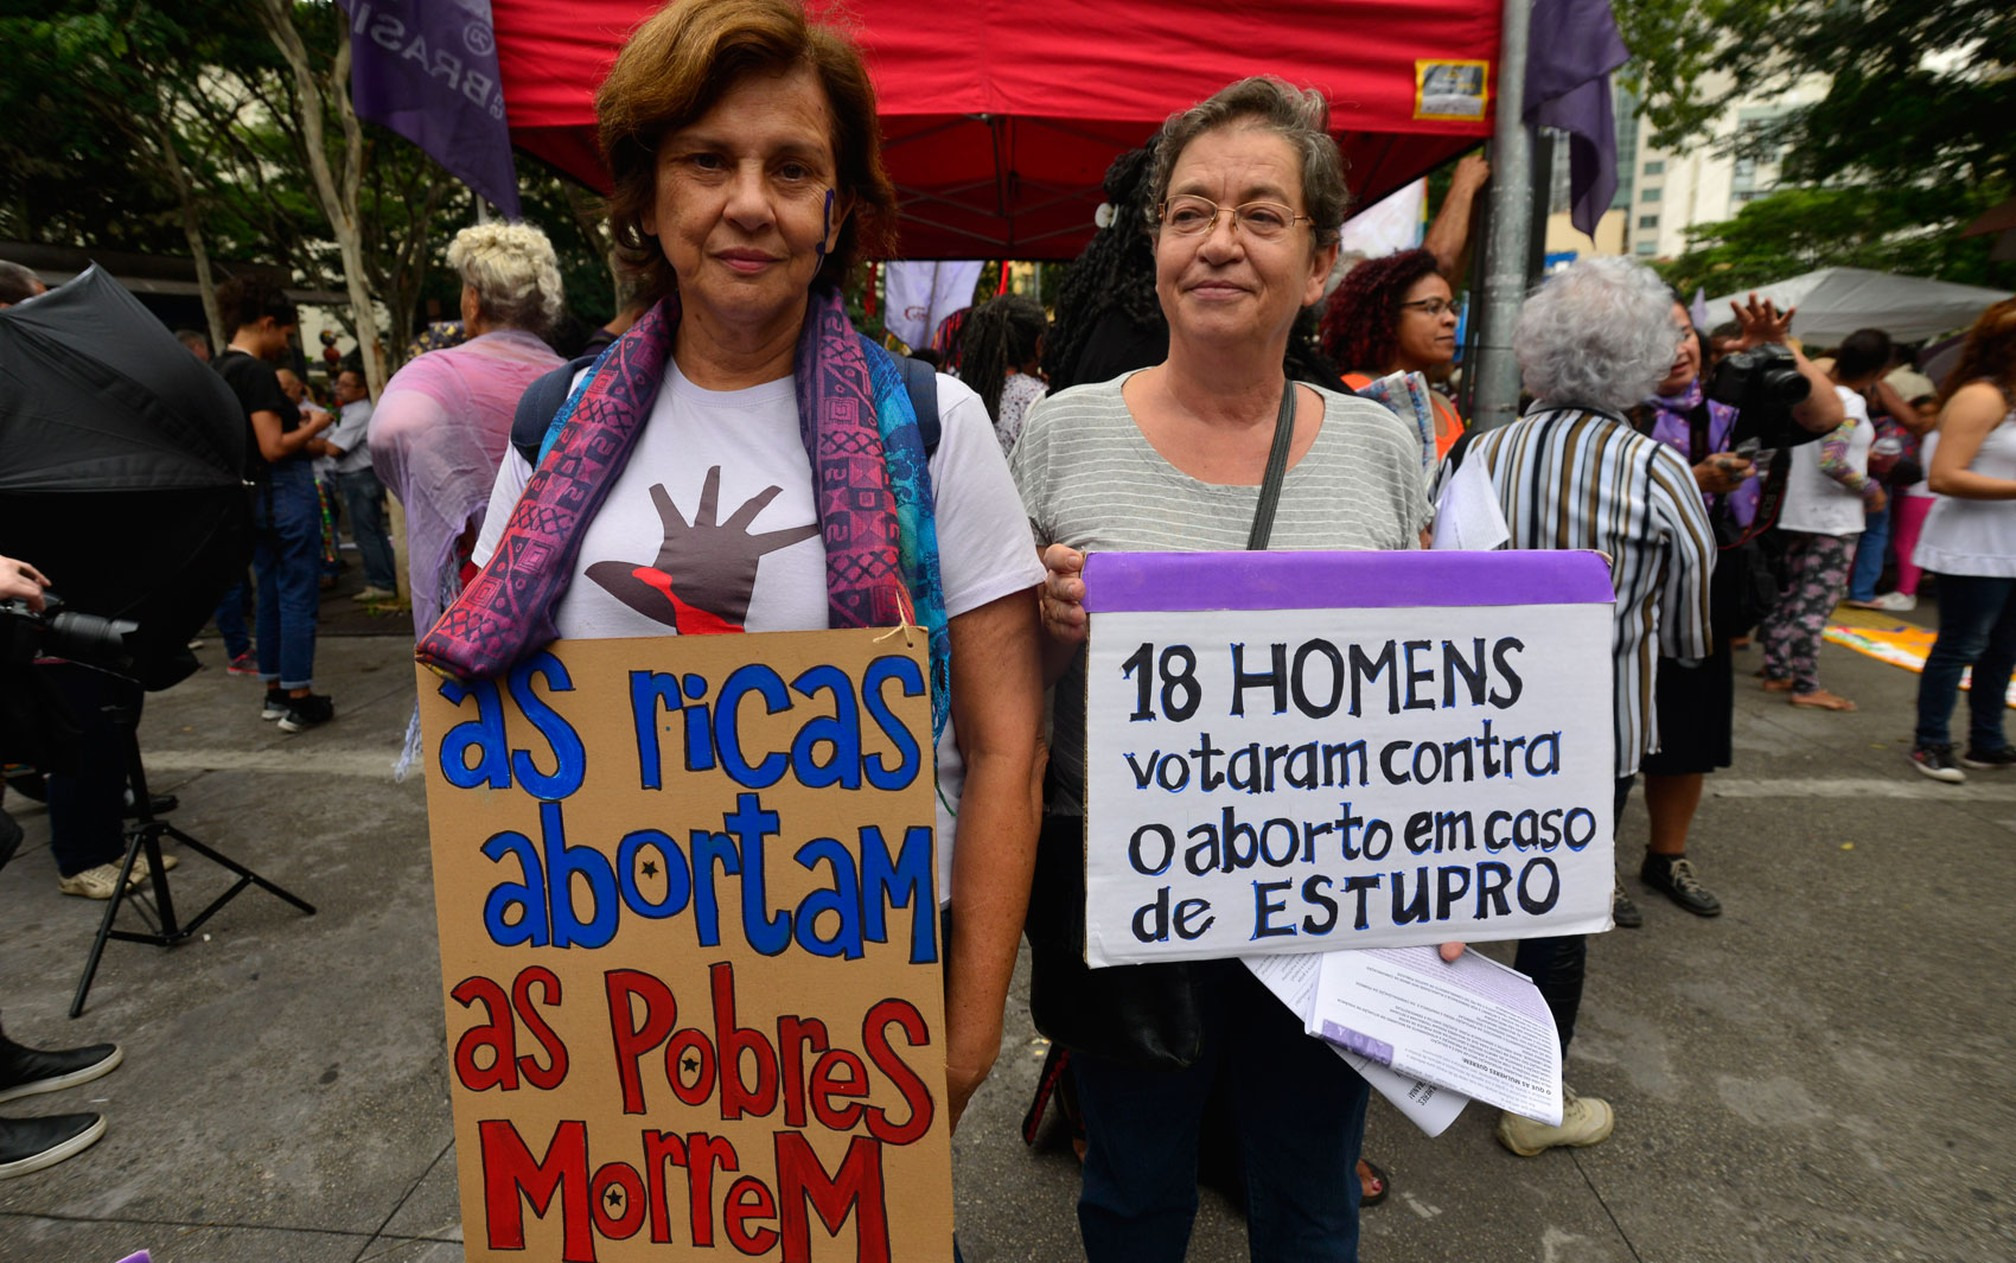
{"left": 1778, "top": 386, "right": 1874, "bottom": 537}
{"left": 474, "top": 360, "right": 1043, "bottom": 900}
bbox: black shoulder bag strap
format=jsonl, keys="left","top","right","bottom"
{"left": 1247, "top": 379, "right": 1298, "bottom": 550}
{"left": 1686, "top": 398, "right": 1713, "bottom": 467}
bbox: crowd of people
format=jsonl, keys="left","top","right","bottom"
{"left": 3, "top": 1, "right": 2014, "bottom": 1255}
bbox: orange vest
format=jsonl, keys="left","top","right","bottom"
{"left": 1341, "top": 371, "right": 1466, "bottom": 459}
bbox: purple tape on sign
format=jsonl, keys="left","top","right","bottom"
{"left": 1080, "top": 550, "right": 1614, "bottom": 613}
{"left": 114, "top": 1253, "right": 153, "bottom": 1263}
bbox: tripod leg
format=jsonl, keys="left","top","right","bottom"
{"left": 168, "top": 827, "right": 316, "bottom": 916}
{"left": 70, "top": 834, "right": 147, "bottom": 1019}
{"left": 137, "top": 827, "right": 181, "bottom": 935}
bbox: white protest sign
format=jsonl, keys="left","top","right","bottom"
{"left": 1081, "top": 550, "right": 1616, "bottom": 968}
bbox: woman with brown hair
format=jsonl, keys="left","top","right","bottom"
{"left": 1318, "top": 247, "right": 1465, "bottom": 458}
{"left": 1908, "top": 299, "right": 2016, "bottom": 782}
{"left": 429, "top": 0, "right": 1045, "bottom": 1129}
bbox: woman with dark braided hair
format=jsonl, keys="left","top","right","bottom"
{"left": 960, "top": 293, "right": 1049, "bottom": 453}
{"left": 1319, "top": 246, "right": 1465, "bottom": 458}
{"left": 1044, "top": 143, "right": 1167, "bottom": 394}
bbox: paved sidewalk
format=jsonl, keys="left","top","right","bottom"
{"left": 1, "top": 616, "right": 2012, "bottom": 1262}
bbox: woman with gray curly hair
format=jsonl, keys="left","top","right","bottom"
{"left": 1439, "top": 255, "right": 1716, "bottom": 1157}
{"left": 369, "top": 223, "right": 567, "bottom": 642}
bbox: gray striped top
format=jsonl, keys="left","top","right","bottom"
{"left": 1452, "top": 406, "right": 1714, "bottom": 777}
{"left": 1011, "top": 371, "right": 1430, "bottom": 815}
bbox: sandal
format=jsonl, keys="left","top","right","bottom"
{"left": 1358, "top": 1157, "right": 1390, "bottom": 1207}
{"left": 1790, "top": 689, "right": 1856, "bottom": 712}
{"left": 1761, "top": 677, "right": 1794, "bottom": 693}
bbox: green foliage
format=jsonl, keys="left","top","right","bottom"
{"left": 1614, "top": 0, "right": 2015, "bottom": 191}
{"left": 0, "top": 3, "right": 207, "bottom": 251}
{"left": 0, "top": 1, "right": 627, "bottom": 366}
{"left": 1655, "top": 183, "right": 2015, "bottom": 296}
{"left": 1615, "top": 0, "right": 2014, "bottom": 293}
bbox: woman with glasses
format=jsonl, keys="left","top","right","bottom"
{"left": 1014, "top": 76, "right": 1428, "bottom": 1263}
{"left": 1319, "top": 247, "right": 1466, "bottom": 458}
{"left": 434, "top": 0, "right": 1045, "bottom": 1137}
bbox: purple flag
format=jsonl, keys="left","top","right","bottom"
{"left": 1524, "top": 0, "right": 1629, "bottom": 237}
{"left": 344, "top": 0, "right": 522, "bottom": 218}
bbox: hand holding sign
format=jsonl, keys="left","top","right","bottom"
{"left": 1080, "top": 550, "right": 1618, "bottom": 968}
{"left": 1039, "top": 543, "right": 1088, "bottom": 648}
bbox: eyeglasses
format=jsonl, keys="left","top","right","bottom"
{"left": 1398, "top": 297, "right": 1457, "bottom": 317}
{"left": 1157, "top": 195, "right": 1314, "bottom": 241}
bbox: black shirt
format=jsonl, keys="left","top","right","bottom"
{"left": 214, "top": 349, "right": 302, "bottom": 470}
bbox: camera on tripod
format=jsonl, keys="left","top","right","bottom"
{"left": 1711, "top": 343, "right": 1819, "bottom": 457}
{"left": 0, "top": 594, "right": 140, "bottom": 675}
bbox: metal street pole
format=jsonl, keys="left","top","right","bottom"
{"left": 1469, "top": 0, "right": 1535, "bottom": 432}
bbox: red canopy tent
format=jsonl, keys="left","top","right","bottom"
{"left": 491, "top": 0, "right": 1500, "bottom": 259}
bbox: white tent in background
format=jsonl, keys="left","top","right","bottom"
{"left": 1705, "top": 267, "right": 2011, "bottom": 343}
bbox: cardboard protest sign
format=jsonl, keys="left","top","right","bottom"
{"left": 416, "top": 630, "right": 951, "bottom": 1262}
{"left": 1081, "top": 551, "right": 1616, "bottom": 968}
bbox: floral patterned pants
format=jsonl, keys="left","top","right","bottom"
{"left": 1761, "top": 530, "right": 1859, "bottom": 693}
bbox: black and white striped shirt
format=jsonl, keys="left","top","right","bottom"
{"left": 1451, "top": 405, "right": 1714, "bottom": 776}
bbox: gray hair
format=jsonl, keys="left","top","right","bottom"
{"left": 0, "top": 259, "right": 44, "bottom": 305}
{"left": 447, "top": 223, "right": 565, "bottom": 338}
{"left": 1147, "top": 76, "right": 1349, "bottom": 249}
{"left": 1515, "top": 257, "right": 1678, "bottom": 411}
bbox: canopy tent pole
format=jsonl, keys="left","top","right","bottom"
{"left": 1470, "top": 0, "right": 1534, "bottom": 433}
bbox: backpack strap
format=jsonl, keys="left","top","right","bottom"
{"left": 510, "top": 352, "right": 598, "bottom": 467}
{"left": 898, "top": 354, "right": 941, "bottom": 455}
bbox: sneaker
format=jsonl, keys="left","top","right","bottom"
{"left": 126, "top": 852, "right": 179, "bottom": 884}
{"left": 350, "top": 586, "right": 399, "bottom": 603}
{"left": 225, "top": 652, "right": 260, "bottom": 677}
{"left": 0, "top": 1113, "right": 107, "bottom": 1178}
{"left": 1495, "top": 1087, "right": 1615, "bottom": 1157}
{"left": 57, "top": 863, "right": 131, "bottom": 900}
{"left": 1960, "top": 745, "right": 2016, "bottom": 770}
{"left": 0, "top": 1035, "right": 123, "bottom": 1106}
{"left": 261, "top": 688, "right": 289, "bottom": 721}
{"left": 1868, "top": 591, "right": 1917, "bottom": 612}
{"left": 1909, "top": 745, "right": 1966, "bottom": 784}
{"left": 1612, "top": 881, "right": 1642, "bottom": 929}
{"left": 56, "top": 854, "right": 178, "bottom": 899}
{"left": 278, "top": 694, "right": 335, "bottom": 734}
{"left": 1641, "top": 855, "right": 1722, "bottom": 917}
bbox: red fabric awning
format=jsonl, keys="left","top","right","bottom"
{"left": 491, "top": 0, "right": 1499, "bottom": 259}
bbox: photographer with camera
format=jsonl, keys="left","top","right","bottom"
{"left": 1620, "top": 294, "right": 1844, "bottom": 925}
{"left": 0, "top": 555, "right": 179, "bottom": 900}
{"left": 0, "top": 567, "right": 131, "bottom": 1178}
{"left": 1758, "top": 328, "right": 1896, "bottom": 711}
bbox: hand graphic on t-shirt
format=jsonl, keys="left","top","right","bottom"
{"left": 585, "top": 466, "right": 819, "bottom": 633}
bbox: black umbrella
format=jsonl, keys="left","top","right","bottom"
{"left": 0, "top": 265, "right": 254, "bottom": 688}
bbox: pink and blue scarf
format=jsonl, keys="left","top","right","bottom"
{"left": 416, "top": 284, "right": 951, "bottom": 741}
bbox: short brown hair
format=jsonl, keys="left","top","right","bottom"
{"left": 597, "top": 0, "right": 897, "bottom": 302}
{"left": 1148, "top": 76, "right": 1350, "bottom": 250}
